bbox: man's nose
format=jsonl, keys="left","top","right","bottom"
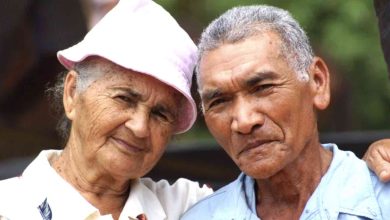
{"left": 230, "top": 97, "right": 264, "bottom": 134}
{"left": 125, "top": 107, "right": 150, "bottom": 138}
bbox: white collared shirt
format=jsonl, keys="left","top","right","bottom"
{"left": 0, "top": 150, "right": 212, "bottom": 220}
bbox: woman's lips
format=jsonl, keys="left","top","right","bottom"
{"left": 111, "top": 137, "right": 145, "bottom": 154}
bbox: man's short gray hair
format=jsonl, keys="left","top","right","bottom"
{"left": 197, "top": 5, "right": 314, "bottom": 85}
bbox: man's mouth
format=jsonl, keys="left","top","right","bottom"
{"left": 239, "top": 139, "right": 275, "bottom": 156}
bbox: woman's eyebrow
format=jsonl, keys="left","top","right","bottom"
{"left": 113, "top": 87, "right": 142, "bottom": 99}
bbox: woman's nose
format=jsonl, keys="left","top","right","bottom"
{"left": 125, "top": 108, "right": 150, "bottom": 138}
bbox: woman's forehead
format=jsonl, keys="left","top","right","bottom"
{"left": 91, "top": 69, "right": 182, "bottom": 104}
{"left": 78, "top": 57, "right": 183, "bottom": 103}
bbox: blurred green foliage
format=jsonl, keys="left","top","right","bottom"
{"left": 156, "top": 0, "right": 390, "bottom": 141}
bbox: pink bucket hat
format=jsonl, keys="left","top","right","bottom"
{"left": 57, "top": 0, "right": 197, "bottom": 134}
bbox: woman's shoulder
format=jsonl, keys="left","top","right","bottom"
{"left": 139, "top": 177, "right": 213, "bottom": 218}
{"left": 0, "top": 177, "right": 41, "bottom": 218}
{"left": 0, "top": 177, "right": 24, "bottom": 198}
{"left": 140, "top": 177, "right": 213, "bottom": 198}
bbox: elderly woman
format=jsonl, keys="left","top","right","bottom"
{"left": 0, "top": 0, "right": 211, "bottom": 219}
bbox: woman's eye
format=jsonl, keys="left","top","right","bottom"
{"left": 115, "top": 95, "right": 134, "bottom": 104}
{"left": 152, "top": 110, "right": 169, "bottom": 121}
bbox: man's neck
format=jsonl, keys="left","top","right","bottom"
{"left": 255, "top": 144, "right": 332, "bottom": 220}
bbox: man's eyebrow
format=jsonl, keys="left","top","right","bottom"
{"left": 200, "top": 72, "right": 277, "bottom": 102}
{"left": 245, "top": 71, "right": 278, "bottom": 87}
{"left": 200, "top": 89, "right": 223, "bottom": 103}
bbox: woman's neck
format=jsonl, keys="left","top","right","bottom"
{"left": 50, "top": 144, "right": 130, "bottom": 218}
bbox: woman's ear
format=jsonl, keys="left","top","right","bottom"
{"left": 309, "top": 57, "right": 331, "bottom": 110}
{"left": 63, "top": 71, "right": 78, "bottom": 120}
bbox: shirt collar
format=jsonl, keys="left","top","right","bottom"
{"left": 22, "top": 150, "right": 168, "bottom": 220}
{"left": 212, "top": 173, "right": 258, "bottom": 219}
{"left": 214, "top": 144, "right": 381, "bottom": 220}
{"left": 305, "top": 143, "right": 381, "bottom": 219}
{"left": 22, "top": 150, "right": 102, "bottom": 219}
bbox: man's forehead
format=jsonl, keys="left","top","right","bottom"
{"left": 199, "top": 33, "right": 283, "bottom": 69}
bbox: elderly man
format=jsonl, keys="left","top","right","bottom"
{"left": 181, "top": 5, "right": 390, "bottom": 220}
{"left": 0, "top": 0, "right": 212, "bottom": 219}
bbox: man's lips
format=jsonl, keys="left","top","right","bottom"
{"left": 239, "top": 139, "right": 275, "bottom": 155}
{"left": 111, "top": 137, "right": 146, "bottom": 153}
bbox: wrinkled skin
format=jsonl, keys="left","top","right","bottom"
{"left": 51, "top": 59, "right": 183, "bottom": 218}
{"left": 198, "top": 32, "right": 332, "bottom": 219}
{"left": 199, "top": 32, "right": 331, "bottom": 180}
{"left": 63, "top": 68, "right": 181, "bottom": 182}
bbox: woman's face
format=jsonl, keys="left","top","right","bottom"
{"left": 64, "top": 64, "right": 181, "bottom": 180}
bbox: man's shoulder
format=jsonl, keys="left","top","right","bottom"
{"left": 180, "top": 177, "right": 241, "bottom": 219}
{"left": 322, "top": 144, "right": 390, "bottom": 218}
{"left": 368, "top": 171, "right": 390, "bottom": 218}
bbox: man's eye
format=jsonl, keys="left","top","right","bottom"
{"left": 253, "top": 84, "right": 274, "bottom": 93}
{"left": 207, "top": 98, "right": 226, "bottom": 110}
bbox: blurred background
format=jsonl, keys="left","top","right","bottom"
{"left": 0, "top": 0, "right": 389, "bottom": 188}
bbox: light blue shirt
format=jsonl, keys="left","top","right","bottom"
{"left": 181, "top": 144, "right": 390, "bottom": 220}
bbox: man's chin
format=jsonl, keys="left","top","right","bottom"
{"left": 239, "top": 162, "right": 281, "bottom": 180}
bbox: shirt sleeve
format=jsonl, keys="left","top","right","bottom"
{"left": 370, "top": 172, "right": 390, "bottom": 218}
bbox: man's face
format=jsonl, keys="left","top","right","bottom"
{"left": 199, "top": 32, "right": 322, "bottom": 179}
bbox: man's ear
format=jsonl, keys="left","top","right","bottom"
{"left": 309, "top": 57, "right": 331, "bottom": 110}
{"left": 63, "top": 71, "right": 79, "bottom": 120}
